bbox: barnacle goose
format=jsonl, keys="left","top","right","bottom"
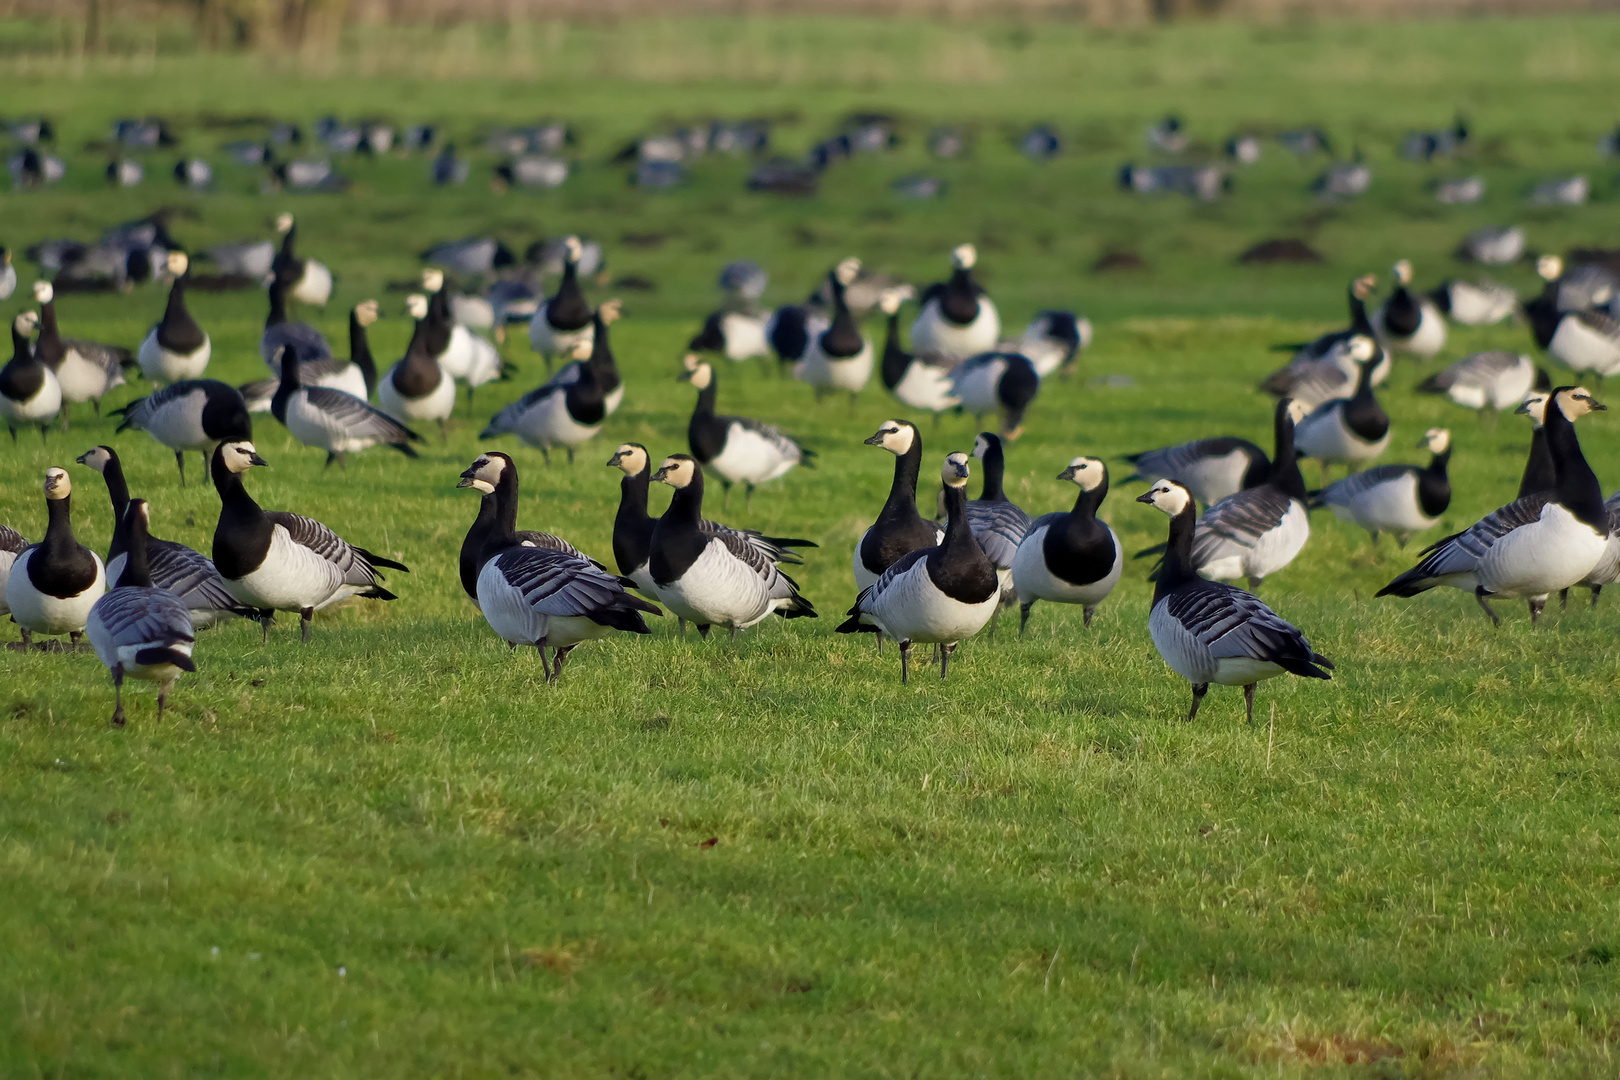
{"left": 949, "top": 351, "right": 1040, "bottom": 439}
{"left": 765, "top": 302, "right": 829, "bottom": 374}
{"left": 0, "top": 247, "right": 15, "bottom": 301}
{"left": 1, "top": 312, "right": 60, "bottom": 442}
{"left": 1016, "top": 311, "right": 1091, "bottom": 379}
{"left": 459, "top": 453, "right": 657, "bottom": 679}
{"left": 1012, "top": 456, "right": 1120, "bottom": 636}
{"left": 271, "top": 342, "right": 422, "bottom": 468}
{"left": 689, "top": 307, "right": 771, "bottom": 363}
{"left": 854, "top": 421, "right": 945, "bottom": 593}
{"left": 1262, "top": 284, "right": 1387, "bottom": 409}
{"left": 647, "top": 455, "right": 816, "bottom": 638}
{"left": 1313, "top": 428, "right": 1451, "bottom": 546}
{"left": 0, "top": 523, "right": 31, "bottom": 628}
{"left": 527, "top": 235, "right": 594, "bottom": 371}
{"left": 1562, "top": 491, "right": 1620, "bottom": 609}
{"left": 1371, "top": 260, "right": 1447, "bottom": 358}
{"left": 271, "top": 213, "right": 333, "bottom": 307}
{"left": 5, "top": 467, "right": 105, "bottom": 648}
{"left": 876, "top": 287, "right": 958, "bottom": 417}
{"left": 794, "top": 258, "right": 874, "bottom": 405}
{"left": 1137, "top": 479, "right": 1332, "bottom": 724}
{"left": 836, "top": 452, "right": 999, "bottom": 682}
{"left": 533, "top": 299, "right": 624, "bottom": 417}
{"left": 1429, "top": 278, "right": 1517, "bottom": 327}
{"left": 479, "top": 306, "right": 617, "bottom": 464}
{"left": 379, "top": 294, "right": 457, "bottom": 439}
{"left": 87, "top": 500, "right": 196, "bottom": 726}
{"left": 1516, "top": 391, "right": 1555, "bottom": 499}
{"left": 1294, "top": 347, "right": 1391, "bottom": 479}
{"left": 683, "top": 357, "right": 813, "bottom": 509}
{"left": 259, "top": 277, "right": 337, "bottom": 373}
{"left": 1124, "top": 434, "right": 1269, "bottom": 509}
{"left": 76, "top": 445, "right": 262, "bottom": 629}
{"left": 249, "top": 299, "right": 381, "bottom": 409}
{"left": 137, "top": 252, "right": 211, "bottom": 383}
{"left": 1418, "top": 352, "right": 1548, "bottom": 413}
{"left": 1524, "top": 256, "right": 1620, "bottom": 382}
{"left": 1378, "top": 387, "right": 1608, "bottom": 626}
{"left": 210, "top": 440, "right": 407, "bottom": 641}
{"left": 911, "top": 244, "right": 1000, "bottom": 360}
{"left": 459, "top": 461, "right": 595, "bottom": 608}
{"left": 31, "top": 281, "right": 129, "bottom": 420}
{"left": 964, "top": 432, "right": 1032, "bottom": 623}
{"left": 114, "top": 379, "right": 251, "bottom": 486}
{"left": 421, "top": 269, "right": 505, "bottom": 408}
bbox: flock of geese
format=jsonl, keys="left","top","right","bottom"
{"left": 3, "top": 213, "right": 1619, "bottom": 729}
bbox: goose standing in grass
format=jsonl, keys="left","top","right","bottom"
{"left": 646, "top": 455, "right": 816, "bottom": 638}
{"left": 527, "top": 235, "right": 594, "bottom": 372}
{"left": 271, "top": 212, "right": 333, "bottom": 307}
{"left": 532, "top": 299, "right": 624, "bottom": 417}
{"left": 854, "top": 420, "right": 944, "bottom": 593}
{"left": 1378, "top": 387, "right": 1608, "bottom": 626}
{"left": 836, "top": 452, "right": 999, "bottom": 682}
{"left": 1524, "top": 256, "right": 1620, "bottom": 383}
{"left": 1, "top": 312, "right": 60, "bottom": 443}
{"left": 31, "top": 281, "right": 129, "bottom": 420}
{"left": 1417, "top": 352, "right": 1547, "bottom": 414}
{"left": 1371, "top": 260, "right": 1447, "bottom": 358}
{"left": 1011, "top": 456, "right": 1120, "bottom": 636}
{"left": 1429, "top": 278, "right": 1517, "bottom": 327}
{"left": 86, "top": 500, "right": 196, "bottom": 726}
{"left": 271, "top": 342, "right": 422, "bottom": 468}
{"left": 421, "top": 269, "right": 505, "bottom": 409}
{"left": 459, "top": 462, "right": 597, "bottom": 608}
{"left": 76, "top": 445, "right": 263, "bottom": 629}
{"left": 379, "top": 294, "right": 456, "bottom": 440}
{"left": 876, "top": 287, "right": 958, "bottom": 417}
{"left": 1016, "top": 311, "right": 1091, "bottom": 378}
{"left": 911, "top": 244, "right": 1000, "bottom": 360}
{"left": 689, "top": 261, "right": 770, "bottom": 363}
{"left": 1137, "top": 479, "right": 1332, "bottom": 724}
{"left": 259, "top": 276, "right": 335, "bottom": 370}
{"left": 1262, "top": 278, "right": 1381, "bottom": 406}
{"left": 1294, "top": 349, "right": 1391, "bottom": 480}
{"left": 5, "top": 467, "right": 105, "bottom": 648}
{"left": 794, "top": 258, "right": 873, "bottom": 405}
{"left": 1313, "top": 428, "right": 1451, "bottom": 546}
{"left": 963, "top": 432, "right": 1032, "bottom": 625}
{"left": 210, "top": 440, "right": 407, "bottom": 641}
{"left": 137, "top": 252, "right": 210, "bottom": 383}
{"left": 458, "top": 452, "right": 658, "bottom": 680}
{"left": 248, "top": 298, "right": 379, "bottom": 410}
{"left": 114, "top": 379, "right": 251, "bottom": 486}
{"left": 949, "top": 351, "right": 1040, "bottom": 439}
{"left": 1561, "top": 490, "right": 1620, "bottom": 609}
{"left": 682, "top": 356, "right": 812, "bottom": 509}
{"left": 480, "top": 306, "right": 617, "bottom": 464}
{"left": 1123, "top": 433, "right": 1270, "bottom": 509}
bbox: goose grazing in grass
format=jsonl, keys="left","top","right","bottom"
{"left": 1371, "top": 260, "right": 1447, "bottom": 359}
{"left": 1524, "top": 256, "right": 1620, "bottom": 383}
{"left": 1294, "top": 347, "right": 1391, "bottom": 480}
{"left": 647, "top": 455, "right": 816, "bottom": 639}
{"left": 1429, "top": 278, "right": 1517, "bottom": 327}
{"left": 5, "top": 467, "right": 105, "bottom": 649}
{"left": 690, "top": 307, "right": 770, "bottom": 363}
{"left": 479, "top": 306, "right": 617, "bottom": 464}
{"left": 458, "top": 464, "right": 596, "bottom": 609}
{"left": 1, "top": 312, "right": 60, "bottom": 442}
{"left": 210, "top": 440, "right": 407, "bottom": 641}
{"left": 837, "top": 452, "right": 999, "bottom": 682}
{"left": 876, "top": 286, "right": 958, "bottom": 417}
{"left": 527, "top": 235, "right": 594, "bottom": 371}
{"left": 1124, "top": 433, "right": 1270, "bottom": 509}
{"left": 682, "top": 356, "right": 812, "bottom": 509}
{"left": 114, "top": 379, "right": 251, "bottom": 487}
{"left": 1313, "top": 428, "right": 1451, "bottom": 546}
{"left": 1017, "top": 311, "right": 1091, "bottom": 378}
{"left": 1418, "top": 352, "right": 1548, "bottom": 414}
{"left": 271, "top": 212, "right": 333, "bottom": 307}
{"left": 795, "top": 258, "right": 874, "bottom": 405}
{"left": 138, "top": 252, "right": 210, "bottom": 383}
{"left": 949, "top": 351, "right": 1040, "bottom": 439}
{"left": 964, "top": 432, "right": 1032, "bottom": 625}
{"left": 77, "top": 445, "right": 263, "bottom": 629}
{"left": 31, "top": 281, "right": 129, "bottom": 421}
{"left": 271, "top": 341, "right": 422, "bottom": 468}
{"left": 1012, "top": 456, "right": 1120, "bottom": 636}
{"left": 911, "top": 244, "right": 1000, "bottom": 360}
{"left": 459, "top": 452, "right": 658, "bottom": 680}
{"left": 536, "top": 299, "right": 624, "bottom": 417}
{"left": 854, "top": 420, "right": 944, "bottom": 593}
{"left": 379, "top": 294, "right": 456, "bottom": 440}
{"left": 1378, "top": 387, "right": 1608, "bottom": 626}
{"left": 86, "top": 500, "right": 196, "bottom": 726}
{"left": 1137, "top": 479, "right": 1332, "bottom": 724}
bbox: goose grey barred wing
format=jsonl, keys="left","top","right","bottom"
{"left": 697, "top": 520, "right": 815, "bottom": 565}
{"left": 1420, "top": 350, "right": 1521, "bottom": 391}
{"left": 1378, "top": 495, "right": 1550, "bottom": 595}
{"left": 1572, "top": 307, "right": 1620, "bottom": 338}
{"left": 302, "top": 386, "right": 421, "bottom": 443}
{"left": 539, "top": 361, "right": 584, "bottom": 390}
{"left": 1191, "top": 486, "right": 1295, "bottom": 563}
{"left": 65, "top": 338, "right": 133, "bottom": 372}
{"left": 145, "top": 540, "right": 259, "bottom": 615}
{"left": 866, "top": 546, "right": 929, "bottom": 598}
{"left": 90, "top": 587, "right": 195, "bottom": 648}
{"left": 264, "top": 511, "right": 406, "bottom": 585}
{"left": 0, "top": 524, "right": 30, "bottom": 554}
{"left": 1126, "top": 438, "right": 1253, "bottom": 479}
{"left": 1315, "top": 464, "right": 1416, "bottom": 505}
{"left": 492, "top": 547, "right": 659, "bottom": 623}
{"left": 1262, "top": 357, "right": 1348, "bottom": 406}
{"left": 263, "top": 323, "right": 334, "bottom": 368}
{"left": 1164, "top": 585, "right": 1332, "bottom": 677}
{"left": 706, "top": 530, "right": 816, "bottom": 612}
{"left": 514, "top": 529, "right": 610, "bottom": 573}
{"left": 965, "top": 500, "right": 1032, "bottom": 568}
{"left": 729, "top": 415, "right": 806, "bottom": 462}
{"left": 114, "top": 380, "right": 188, "bottom": 429}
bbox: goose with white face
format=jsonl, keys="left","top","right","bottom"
{"left": 1371, "top": 259, "right": 1448, "bottom": 359}
{"left": 138, "top": 251, "right": 212, "bottom": 383}
{"left": 796, "top": 257, "right": 874, "bottom": 401}
{"left": 1011, "top": 456, "right": 1121, "bottom": 635}
{"left": 6, "top": 467, "right": 106, "bottom": 642}
{"left": 910, "top": 242, "right": 1001, "bottom": 360}
{"left": 1, "top": 311, "right": 62, "bottom": 437}
{"left": 32, "top": 281, "right": 128, "bottom": 412}
{"left": 682, "top": 359, "right": 809, "bottom": 507}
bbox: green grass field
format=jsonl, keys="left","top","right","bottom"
{"left": 6, "top": 12, "right": 1620, "bottom": 1076}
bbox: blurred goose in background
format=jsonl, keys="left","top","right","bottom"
{"left": 244, "top": 298, "right": 377, "bottom": 411}
{"left": 1294, "top": 349, "right": 1391, "bottom": 479}
{"left": 1016, "top": 311, "right": 1091, "bottom": 378}
{"left": 0, "top": 248, "right": 14, "bottom": 300}
{"left": 271, "top": 213, "right": 333, "bottom": 307}
{"left": 5, "top": 468, "right": 104, "bottom": 649}
{"left": 1417, "top": 352, "right": 1547, "bottom": 414}
{"left": 1433, "top": 176, "right": 1485, "bottom": 205}
{"left": 481, "top": 306, "right": 619, "bottom": 464}
{"left": 766, "top": 300, "right": 829, "bottom": 375}
{"left": 31, "top": 281, "right": 130, "bottom": 420}
{"left": 949, "top": 351, "right": 1040, "bottom": 439}
{"left": 1524, "top": 256, "right": 1620, "bottom": 382}
{"left": 1262, "top": 278, "right": 1383, "bottom": 408}
{"left": 9, "top": 146, "right": 66, "bottom": 188}
{"left": 114, "top": 379, "right": 252, "bottom": 486}
{"left": 1529, "top": 175, "right": 1588, "bottom": 206}
{"left": 963, "top": 432, "right": 1031, "bottom": 627}
{"left": 208, "top": 238, "right": 275, "bottom": 282}
{"left": 1457, "top": 225, "right": 1525, "bottom": 266}
{"left": 911, "top": 244, "right": 999, "bottom": 360}
{"left": 1312, "top": 428, "right": 1451, "bottom": 546}
{"left": 1428, "top": 277, "right": 1517, "bottom": 327}
{"left": 1540, "top": 256, "right": 1618, "bottom": 313}
{"left": 682, "top": 356, "right": 812, "bottom": 509}
{"left": 528, "top": 235, "right": 594, "bottom": 371}
{"left": 876, "top": 287, "right": 958, "bottom": 417}
{"left": 1, "top": 312, "right": 60, "bottom": 442}
{"left": 431, "top": 143, "right": 469, "bottom": 186}
{"left": 1371, "top": 260, "right": 1446, "bottom": 358}
{"left": 421, "top": 269, "right": 505, "bottom": 408}
{"left": 271, "top": 342, "right": 422, "bottom": 468}
{"left": 795, "top": 258, "right": 873, "bottom": 405}
{"left": 379, "top": 294, "right": 456, "bottom": 439}
{"left": 854, "top": 420, "right": 944, "bottom": 594}
{"left": 1312, "top": 156, "right": 1370, "bottom": 198}
{"left": 1012, "top": 457, "right": 1121, "bottom": 635}
{"left": 173, "top": 158, "right": 212, "bottom": 189}
{"left": 1124, "top": 431, "right": 1270, "bottom": 509}
{"left": 689, "top": 262, "right": 771, "bottom": 363}
{"left": 421, "top": 237, "right": 514, "bottom": 279}
{"left": 259, "top": 276, "right": 333, "bottom": 368}
{"left": 106, "top": 159, "right": 144, "bottom": 188}
{"left": 138, "top": 252, "right": 210, "bottom": 383}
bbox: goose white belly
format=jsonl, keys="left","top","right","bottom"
{"left": 860, "top": 558, "right": 998, "bottom": 644}
{"left": 1199, "top": 500, "right": 1309, "bottom": 582}
{"left": 437, "top": 325, "right": 480, "bottom": 380}
{"left": 1164, "top": 450, "right": 1254, "bottom": 508}
{"left": 627, "top": 563, "right": 657, "bottom": 598}
{"left": 0, "top": 551, "right": 18, "bottom": 614}
{"left": 1549, "top": 317, "right": 1620, "bottom": 377}
{"left": 138, "top": 329, "right": 211, "bottom": 382}
{"left": 951, "top": 360, "right": 1002, "bottom": 415}
{"left": 1011, "top": 524, "right": 1123, "bottom": 606}
{"left": 1449, "top": 285, "right": 1515, "bottom": 326}
{"left": 1148, "top": 602, "right": 1286, "bottom": 687}
{"left": 528, "top": 306, "right": 594, "bottom": 358}
{"left": 1329, "top": 473, "right": 1437, "bottom": 535}
{"left": 477, "top": 561, "right": 614, "bottom": 649}
{"left": 309, "top": 363, "right": 368, "bottom": 399}
{"left": 55, "top": 350, "right": 124, "bottom": 403}
{"left": 1474, "top": 504, "right": 1608, "bottom": 598}
{"left": 508, "top": 388, "right": 603, "bottom": 449}
{"left": 889, "top": 360, "right": 959, "bottom": 412}
{"left": 852, "top": 534, "right": 880, "bottom": 593}
{"left": 222, "top": 526, "right": 346, "bottom": 611}
{"left": 1020, "top": 338, "right": 1069, "bottom": 379}
{"left": 911, "top": 297, "right": 1000, "bottom": 359}
{"left": 721, "top": 312, "right": 771, "bottom": 362}
{"left": 603, "top": 383, "right": 625, "bottom": 417}
{"left": 1580, "top": 532, "right": 1620, "bottom": 588}
{"left": 796, "top": 339, "right": 874, "bottom": 393}
{"left": 1296, "top": 407, "right": 1390, "bottom": 464}
{"left": 463, "top": 335, "right": 505, "bottom": 390}
{"left": 292, "top": 261, "right": 333, "bottom": 307}
{"left": 0, "top": 369, "right": 62, "bottom": 425}
{"left": 284, "top": 392, "right": 380, "bottom": 454}
{"left": 709, "top": 424, "right": 797, "bottom": 485}
{"left": 135, "top": 389, "right": 215, "bottom": 450}
{"left": 6, "top": 549, "right": 106, "bottom": 635}
{"left": 653, "top": 541, "right": 777, "bottom": 629}
{"left": 378, "top": 363, "right": 456, "bottom": 423}
{"left": 1397, "top": 304, "right": 1447, "bottom": 357}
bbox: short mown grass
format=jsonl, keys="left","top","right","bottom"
{"left": 5, "top": 12, "right": 1620, "bottom": 1077}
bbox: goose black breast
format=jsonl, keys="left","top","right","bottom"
{"left": 1383, "top": 291, "right": 1422, "bottom": 336}
{"left": 393, "top": 357, "right": 442, "bottom": 398}
{"left": 687, "top": 413, "right": 730, "bottom": 463}
{"left": 548, "top": 282, "right": 592, "bottom": 330}
{"left": 819, "top": 320, "right": 864, "bottom": 358}
{"left": 158, "top": 287, "right": 207, "bottom": 352}
{"left": 27, "top": 540, "right": 99, "bottom": 598}
{"left": 1041, "top": 516, "right": 1117, "bottom": 586}
{"left": 860, "top": 517, "right": 939, "bottom": 576}
{"left": 688, "top": 313, "right": 726, "bottom": 352}
{"left": 0, "top": 359, "right": 44, "bottom": 402}
{"left": 770, "top": 308, "right": 810, "bottom": 359}
{"left": 565, "top": 381, "right": 606, "bottom": 425}
{"left": 1342, "top": 394, "right": 1390, "bottom": 442}
{"left": 200, "top": 385, "right": 252, "bottom": 441}
{"left": 925, "top": 543, "right": 998, "bottom": 603}
{"left": 938, "top": 272, "right": 981, "bottom": 325}
{"left": 996, "top": 355, "right": 1040, "bottom": 409}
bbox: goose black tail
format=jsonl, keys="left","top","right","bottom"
{"left": 355, "top": 547, "right": 410, "bottom": 573}
{"left": 361, "top": 585, "right": 400, "bottom": 601}
{"left": 390, "top": 442, "right": 421, "bottom": 458}
{"left": 134, "top": 647, "right": 196, "bottom": 672}
{"left": 1414, "top": 372, "right": 1447, "bottom": 394}
{"left": 1277, "top": 651, "right": 1333, "bottom": 679}
{"left": 592, "top": 606, "right": 655, "bottom": 634}
{"left": 835, "top": 611, "right": 875, "bottom": 634}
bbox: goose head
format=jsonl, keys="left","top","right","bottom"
{"left": 864, "top": 419, "right": 917, "bottom": 456}
{"left": 833, "top": 257, "right": 861, "bottom": 287}
{"left": 951, "top": 243, "right": 977, "bottom": 270}
{"left": 1392, "top": 259, "right": 1414, "bottom": 286}
{"left": 1058, "top": 456, "right": 1107, "bottom": 491}
{"left": 1347, "top": 334, "right": 1378, "bottom": 363}
{"left": 405, "top": 294, "right": 428, "bottom": 320}
{"left": 32, "top": 280, "right": 52, "bottom": 305}
{"left": 355, "top": 299, "right": 380, "bottom": 326}
{"left": 607, "top": 443, "right": 648, "bottom": 476}
{"left": 421, "top": 267, "right": 445, "bottom": 294}
{"left": 457, "top": 452, "right": 514, "bottom": 493}
{"left": 217, "top": 440, "right": 268, "bottom": 474}
{"left": 75, "top": 445, "right": 115, "bottom": 473}
{"left": 679, "top": 358, "right": 713, "bottom": 390}
{"left": 877, "top": 285, "right": 914, "bottom": 316}
{"left": 14, "top": 311, "right": 39, "bottom": 337}
{"left": 598, "top": 298, "right": 623, "bottom": 325}
{"left": 1536, "top": 254, "right": 1564, "bottom": 283}
{"left": 1351, "top": 273, "right": 1378, "bottom": 299}
{"left": 1135, "top": 478, "right": 1192, "bottom": 517}
{"left": 1418, "top": 428, "right": 1452, "bottom": 454}
{"left": 1553, "top": 385, "right": 1606, "bottom": 421}
{"left": 167, "top": 250, "right": 189, "bottom": 277}
{"left": 564, "top": 235, "right": 583, "bottom": 264}
{"left": 43, "top": 466, "right": 70, "bottom": 500}
{"left": 652, "top": 454, "right": 698, "bottom": 489}
{"left": 274, "top": 212, "right": 294, "bottom": 234}
{"left": 941, "top": 451, "right": 971, "bottom": 489}
{"left": 1286, "top": 398, "right": 1311, "bottom": 425}
{"left": 1515, "top": 391, "right": 1549, "bottom": 426}
{"left": 568, "top": 339, "right": 593, "bottom": 361}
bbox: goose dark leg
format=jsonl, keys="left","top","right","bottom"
{"left": 1244, "top": 683, "right": 1257, "bottom": 725}
{"left": 157, "top": 683, "right": 169, "bottom": 723}
{"left": 876, "top": 631, "right": 883, "bottom": 654}
{"left": 848, "top": 391, "right": 858, "bottom": 414}
{"left": 261, "top": 616, "right": 272, "bottom": 644}
{"left": 1559, "top": 588, "right": 1569, "bottom": 610}
{"left": 536, "top": 640, "right": 553, "bottom": 681}
{"left": 552, "top": 645, "right": 572, "bottom": 681}
{"left": 21, "top": 627, "right": 31, "bottom": 649}
{"left": 1187, "top": 683, "right": 1209, "bottom": 722}
{"left": 438, "top": 419, "right": 448, "bottom": 446}
{"left": 1528, "top": 596, "right": 1546, "bottom": 626}
{"left": 175, "top": 450, "right": 186, "bottom": 487}
{"left": 299, "top": 606, "right": 314, "bottom": 642}
{"left": 721, "top": 482, "right": 733, "bottom": 510}
{"left": 899, "top": 640, "right": 912, "bottom": 685}
{"left": 110, "top": 666, "right": 126, "bottom": 727}
{"left": 200, "top": 449, "right": 209, "bottom": 478}
{"left": 729, "top": 625, "right": 739, "bottom": 642}
{"left": 566, "top": 447, "right": 575, "bottom": 465}
{"left": 745, "top": 483, "right": 755, "bottom": 512}
{"left": 93, "top": 398, "right": 102, "bottom": 418}
{"left": 677, "top": 617, "right": 687, "bottom": 636}
{"left": 697, "top": 624, "right": 711, "bottom": 640}
{"left": 324, "top": 452, "right": 338, "bottom": 470}
{"left": 8, "top": 426, "right": 16, "bottom": 444}
{"left": 940, "top": 642, "right": 957, "bottom": 681}
{"left": 70, "top": 631, "right": 82, "bottom": 649}
{"left": 1474, "top": 587, "right": 1501, "bottom": 627}
{"left": 1083, "top": 605, "right": 1096, "bottom": 629}
{"left": 1019, "top": 601, "right": 1034, "bottom": 638}
{"left": 1593, "top": 585, "right": 1604, "bottom": 608}
{"left": 539, "top": 445, "right": 552, "bottom": 466}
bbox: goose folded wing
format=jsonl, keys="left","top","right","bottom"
{"left": 265, "top": 325, "right": 334, "bottom": 368}
{"left": 966, "top": 501, "right": 1032, "bottom": 566}
{"left": 1192, "top": 487, "right": 1294, "bottom": 562}
{"left": 265, "top": 511, "right": 386, "bottom": 583}
{"left": 538, "top": 360, "right": 583, "bottom": 391}
{"left": 1321, "top": 464, "right": 1415, "bottom": 502}
{"left": 93, "top": 588, "right": 195, "bottom": 645}
{"left": 115, "top": 380, "right": 193, "bottom": 427}
{"left": 864, "top": 546, "right": 929, "bottom": 601}
{"left": 495, "top": 547, "right": 656, "bottom": 619}
{"left": 949, "top": 354, "right": 1005, "bottom": 391}
{"left": 65, "top": 338, "right": 133, "bottom": 371}
{"left": 302, "top": 387, "right": 420, "bottom": 442}
{"left": 1453, "top": 351, "right": 1523, "bottom": 384}
{"left": 1165, "top": 586, "right": 1329, "bottom": 674}
{"left": 1408, "top": 495, "right": 1550, "bottom": 576}
{"left": 147, "top": 541, "right": 252, "bottom": 611}
{"left": 514, "top": 529, "right": 610, "bottom": 573}
{"left": 1573, "top": 308, "right": 1620, "bottom": 339}
{"left": 726, "top": 416, "right": 803, "bottom": 461}
{"left": 0, "top": 525, "right": 30, "bottom": 554}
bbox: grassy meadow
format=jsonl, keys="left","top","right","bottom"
{"left": 6, "top": 12, "right": 1620, "bottom": 1077}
